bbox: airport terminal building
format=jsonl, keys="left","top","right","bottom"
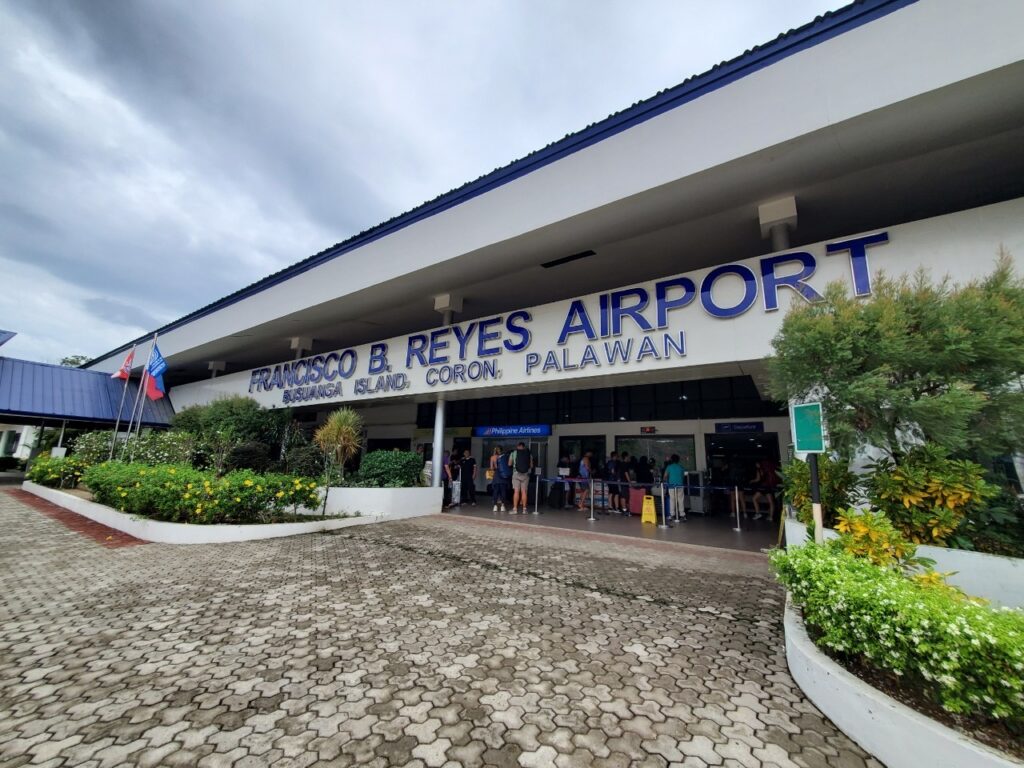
{"left": 84, "top": 0, "right": 1024, "bottom": 508}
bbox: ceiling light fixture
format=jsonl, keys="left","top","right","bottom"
{"left": 541, "top": 250, "right": 597, "bottom": 269}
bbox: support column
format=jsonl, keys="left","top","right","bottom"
{"left": 758, "top": 196, "right": 797, "bottom": 252}
{"left": 289, "top": 336, "right": 313, "bottom": 360}
{"left": 432, "top": 395, "right": 446, "bottom": 488}
{"left": 430, "top": 306, "right": 456, "bottom": 488}
{"left": 208, "top": 361, "right": 226, "bottom": 379}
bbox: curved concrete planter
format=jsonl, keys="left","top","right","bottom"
{"left": 784, "top": 518, "right": 1024, "bottom": 608}
{"left": 785, "top": 600, "right": 1022, "bottom": 768}
{"left": 320, "top": 486, "right": 443, "bottom": 520}
{"left": 22, "top": 481, "right": 440, "bottom": 544}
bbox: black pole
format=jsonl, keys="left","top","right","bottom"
{"left": 808, "top": 452, "right": 823, "bottom": 543}
{"left": 808, "top": 453, "right": 821, "bottom": 506}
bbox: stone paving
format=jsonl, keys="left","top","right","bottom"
{"left": 0, "top": 490, "right": 881, "bottom": 768}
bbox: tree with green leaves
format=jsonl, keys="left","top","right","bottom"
{"left": 767, "top": 252, "right": 1024, "bottom": 461}
{"left": 60, "top": 355, "right": 89, "bottom": 367}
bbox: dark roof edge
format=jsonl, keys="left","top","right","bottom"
{"left": 87, "top": 0, "right": 917, "bottom": 367}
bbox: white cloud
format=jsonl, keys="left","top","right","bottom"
{"left": 0, "top": 0, "right": 847, "bottom": 363}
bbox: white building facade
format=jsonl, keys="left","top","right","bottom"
{"left": 85, "top": 0, "right": 1024, "bottom": 490}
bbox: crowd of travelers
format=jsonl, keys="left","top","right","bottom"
{"left": 439, "top": 443, "right": 779, "bottom": 522}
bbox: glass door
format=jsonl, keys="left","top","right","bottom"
{"left": 615, "top": 435, "right": 696, "bottom": 473}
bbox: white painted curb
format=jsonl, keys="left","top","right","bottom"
{"left": 784, "top": 599, "right": 1022, "bottom": 768}
{"left": 21, "top": 481, "right": 439, "bottom": 544}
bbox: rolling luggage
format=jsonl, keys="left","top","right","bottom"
{"left": 547, "top": 482, "right": 564, "bottom": 509}
{"left": 450, "top": 480, "right": 461, "bottom": 506}
{"left": 629, "top": 486, "right": 646, "bottom": 515}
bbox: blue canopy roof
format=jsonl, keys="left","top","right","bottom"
{"left": 0, "top": 357, "right": 173, "bottom": 426}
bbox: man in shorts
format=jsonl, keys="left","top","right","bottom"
{"left": 508, "top": 441, "right": 534, "bottom": 514}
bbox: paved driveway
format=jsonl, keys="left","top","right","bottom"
{"left": 0, "top": 491, "right": 878, "bottom": 768}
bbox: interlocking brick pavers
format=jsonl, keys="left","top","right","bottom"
{"left": 0, "top": 492, "right": 881, "bottom": 767}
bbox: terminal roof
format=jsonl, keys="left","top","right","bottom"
{"left": 0, "top": 357, "right": 174, "bottom": 427}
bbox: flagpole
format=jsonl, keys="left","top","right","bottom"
{"left": 123, "top": 335, "right": 156, "bottom": 461}
{"left": 109, "top": 344, "right": 137, "bottom": 460}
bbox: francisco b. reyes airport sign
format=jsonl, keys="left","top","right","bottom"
{"left": 185, "top": 231, "right": 889, "bottom": 409}
{"left": 169, "top": 201, "right": 1015, "bottom": 412}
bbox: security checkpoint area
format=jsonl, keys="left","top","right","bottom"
{"left": 80, "top": 0, "right": 1024, "bottom": 559}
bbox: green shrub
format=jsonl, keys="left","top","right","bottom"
{"left": 781, "top": 456, "right": 859, "bottom": 528}
{"left": 26, "top": 455, "right": 88, "bottom": 488}
{"left": 82, "top": 462, "right": 322, "bottom": 524}
{"left": 284, "top": 444, "right": 324, "bottom": 479}
{"left": 173, "top": 396, "right": 291, "bottom": 448}
{"left": 224, "top": 441, "right": 273, "bottom": 473}
{"left": 69, "top": 430, "right": 117, "bottom": 465}
{"left": 771, "top": 543, "right": 1024, "bottom": 724}
{"left": 356, "top": 450, "right": 422, "bottom": 487}
{"left": 866, "top": 445, "right": 996, "bottom": 545}
{"left": 954, "top": 489, "right": 1024, "bottom": 557}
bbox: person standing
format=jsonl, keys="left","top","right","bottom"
{"left": 576, "top": 452, "right": 593, "bottom": 512}
{"left": 490, "top": 446, "right": 509, "bottom": 513}
{"left": 618, "top": 451, "right": 633, "bottom": 515}
{"left": 605, "top": 451, "right": 621, "bottom": 515}
{"left": 662, "top": 453, "right": 687, "bottom": 522}
{"left": 444, "top": 450, "right": 459, "bottom": 509}
{"left": 509, "top": 441, "right": 533, "bottom": 514}
{"left": 556, "top": 453, "right": 574, "bottom": 508}
{"left": 636, "top": 455, "right": 653, "bottom": 493}
{"left": 460, "top": 448, "right": 478, "bottom": 506}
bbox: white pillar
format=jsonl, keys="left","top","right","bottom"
{"left": 431, "top": 308, "right": 454, "bottom": 487}
{"left": 432, "top": 396, "right": 446, "bottom": 488}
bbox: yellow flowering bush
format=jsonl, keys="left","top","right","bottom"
{"left": 26, "top": 455, "right": 88, "bottom": 489}
{"left": 83, "top": 462, "right": 324, "bottom": 524}
{"left": 834, "top": 509, "right": 918, "bottom": 567}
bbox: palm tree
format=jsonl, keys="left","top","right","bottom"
{"left": 314, "top": 408, "right": 363, "bottom": 514}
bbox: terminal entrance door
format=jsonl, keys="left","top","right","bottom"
{"left": 704, "top": 432, "right": 780, "bottom": 516}
{"left": 558, "top": 435, "right": 605, "bottom": 470}
{"left": 480, "top": 438, "right": 547, "bottom": 502}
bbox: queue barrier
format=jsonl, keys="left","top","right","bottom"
{"left": 527, "top": 475, "right": 781, "bottom": 531}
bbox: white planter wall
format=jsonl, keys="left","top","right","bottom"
{"left": 784, "top": 518, "right": 1024, "bottom": 608}
{"left": 784, "top": 600, "right": 1020, "bottom": 768}
{"left": 22, "top": 482, "right": 440, "bottom": 545}
{"left": 319, "top": 486, "right": 442, "bottom": 520}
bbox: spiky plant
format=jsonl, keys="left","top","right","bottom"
{"left": 314, "top": 407, "right": 363, "bottom": 481}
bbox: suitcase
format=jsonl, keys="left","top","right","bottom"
{"left": 450, "top": 480, "right": 461, "bottom": 506}
{"left": 547, "top": 482, "right": 564, "bottom": 509}
{"left": 629, "top": 486, "right": 646, "bottom": 515}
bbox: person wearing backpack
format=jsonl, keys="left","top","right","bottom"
{"left": 508, "top": 441, "right": 534, "bottom": 514}
{"left": 490, "top": 446, "right": 511, "bottom": 513}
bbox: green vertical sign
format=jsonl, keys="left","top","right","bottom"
{"left": 792, "top": 402, "right": 826, "bottom": 453}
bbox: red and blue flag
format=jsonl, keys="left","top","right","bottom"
{"left": 145, "top": 344, "right": 167, "bottom": 400}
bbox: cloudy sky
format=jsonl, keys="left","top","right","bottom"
{"left": 0, "top": 0, "right": 845, "bottom": 364}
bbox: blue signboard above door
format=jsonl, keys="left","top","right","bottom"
{"left": 715, "top": 422, "right": 764, "bottom": 434}
{"left": 473, "top": 425, "right": 552, "bottom": 438}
